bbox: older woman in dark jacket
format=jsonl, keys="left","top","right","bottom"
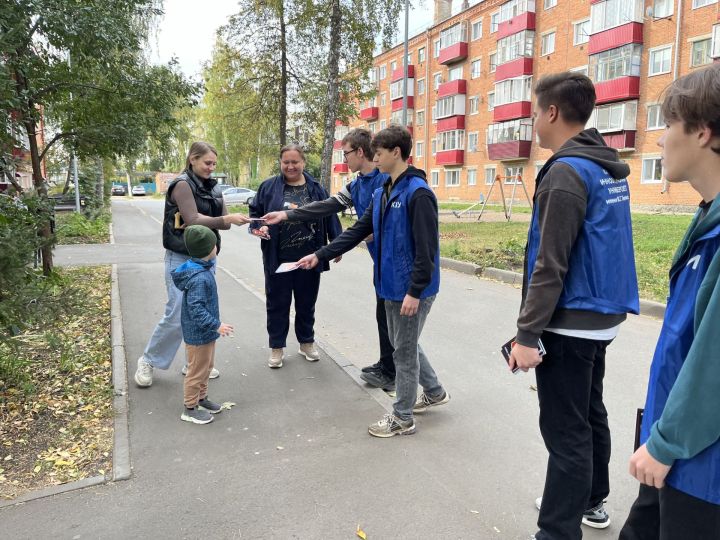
{"left": 249, "top": 144, "right": 341, "bottom": 368}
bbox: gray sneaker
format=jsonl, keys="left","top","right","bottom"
{"left": 181, "top": 365, "right": 220, "bottom": 379}
{"left": 198, "top": 397, "right": 222, "bottom": 414}
{"left": 181, "top": 407, "right": 214, "bottom": 424}
{"left": 368, "top": 413, "right": 416, "bottom": 438}
{"left": 299, "top": 342, "right": 320, "bottom": 362}
{"left": 413, "top": 390, "right": 450, "bottom": 413}
{"left": 268, "top": 348, "right": 284, "bottom": 368}
{"left": 134, "top": 356, "right": 153, "bottom": 387}
{"left": 535, "top": 497, "right": 611, "bottom": 529}
{"left": 359, "top": 370, "right": 396, "bottom": 391}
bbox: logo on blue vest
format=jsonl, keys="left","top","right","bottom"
{"left": 391, "top": 201, "right": 402, "bottom": 209}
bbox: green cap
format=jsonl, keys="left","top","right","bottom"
{"left": 184, "top": 225, "right": 216, "bottom": 258}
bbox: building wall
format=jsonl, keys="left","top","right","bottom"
{"left": 334, "top": 0, "right": 720, "bottom": 207}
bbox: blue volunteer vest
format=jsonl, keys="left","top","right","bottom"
{"left": 641, "top": 221, "right": 720, "bottom": 504}
{"left": 348, "top": 168, "right": 388, "bottom": 260}
{"left": 526, "top": 157, "right": 639, "bottom": 315}
{"left": 371, "top": 175, "right": 440, "bottom": 301}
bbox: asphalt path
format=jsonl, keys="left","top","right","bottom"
{"left": 1, "top": 198, "right": 662, "bottom": 539}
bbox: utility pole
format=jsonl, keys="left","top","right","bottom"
{"left": 401, "top": 0, "right": 410, "bottom": 127}
{"left": 68, "top": 51, "right": 81, "bottom": 213}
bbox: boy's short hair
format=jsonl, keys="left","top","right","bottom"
{"left": 371, "top": 125, "right": 412, "bottom": 160}
{"left": 535, "top": 72, "right": 596, "bottom": 125}
{"left": 342, "top": 128, "right": 374, "bottom": 160}
{"left": 662, "top": 63, "right": 720, "bottom": 154}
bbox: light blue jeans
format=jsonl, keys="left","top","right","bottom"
{"left": 143, "top": 250, "right": 192, "bottom": 369}
{"left": 385, "top": 295, "right": 444, "bottom": 421}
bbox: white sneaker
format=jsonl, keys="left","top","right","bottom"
{"left": 299, "top": 342, "right": 320, "bottom": 362}
{"left": 268, "top": 348, "right": 284, "bottom": 368}
{"left": 135, "top": 356, "right": 153, "bottom": 387}
{"left": 181, "top": 365, "right": 220, "bottom": 379}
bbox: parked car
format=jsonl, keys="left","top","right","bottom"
{"left": 222, "top": 187, "right": 256, "bottom": 205}
{"left": 131, "top": 185, "right": 146, "bottom": 196}
{"left": 111, "top": 184, "right": 127, "bottom": 196}
{"left": 217, "top": 184, "right": 234, "bottom": 193}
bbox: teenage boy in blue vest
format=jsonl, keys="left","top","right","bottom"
{"left": 297, "top": 125, "right": 449, "bottom": 438}
{"left": 507, "top": 72, "right": 639, "bottom": 539}
{"left": 619, "top": 64, "right": 720, "bottom": 540}
{"left": 261, "top": 129, "right": 396, "bottom": 391}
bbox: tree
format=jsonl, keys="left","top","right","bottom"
{"left": 1, "top": 0, "right": 197, "bottom": 273}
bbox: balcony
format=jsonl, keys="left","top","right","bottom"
{"left": 332, "top": 163, "right": 349, "bottom": 174}
{"left": 436, "top": 150, "right": 464, "bottom": 165}
{"left": 497, "top": 12, "right": 536, "bottom": 40}
{"left": 487, "top": 141, "right": 532, "bottom": 161}
{"left": 588, "top": 22, "right": 643, "bottom": 55}
{"left": 391, "top": 65, "right": 415, "bottom": 82}
{"left": 359, "top": 106, "right": 379, "bottom": 121}
{"left": 437, "top": 116, "right": 465, "bottom": 132}
{"left": 495, "top": 57, "right": 533, "bottom": 83}
{"left": 493, "top": 102, "right": 532, "bottom": 122}
{"left": 333, "top": 140, "right": 343, "bottom": 150}
{"left": 439, "top": 42, "right": 469, "bottom": 65}
{"left": 603, "top": 131, "right": 636, "bottom": 151}
{"left": 391, "top": 97, "right": 415, "bottom": 111}
{"left": 438, "top": 80, "right": 467, "bottom": 97}
{"left": 595, "top": 76, "right": 640, "bottom": 105}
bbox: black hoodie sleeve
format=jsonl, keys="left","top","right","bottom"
{"left": 315, "top": 200, "right": 375, "bottom": 260}
{"left": 407, "top": 190, "right": 439, "bottom": 298}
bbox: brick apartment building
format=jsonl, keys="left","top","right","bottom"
{"left": 330, "top": 0, "right": 720, "bottom": 207}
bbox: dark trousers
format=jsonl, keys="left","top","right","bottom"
{"left": 376, "top": 293, "right": 396, "bottom": 376}
{"left": 620, "top": 483, "right": 720, "bottom": 540}
{"left": 535, "top": 331, "right": 612, "bottom": 540}
{"left": 265, "top": 269, "right": 320, "bottom": 349}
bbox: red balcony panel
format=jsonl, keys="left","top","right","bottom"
{"left": 391, "top": 65, "right": 416, "bottom": 82}
{"left": 493, "top": 102, "right": 532, "bottom": 122}
{"left": 408, "top": 156, "right": 414, "bottom": 165}
{"left": 437, "top": 116, "right": 466, "bottom": 132}
{"left": 497, "top": 12, "right": 536, "bottom": 40}
{"left": 588, "top": 22, "right": 643, "bottom": 55}
{"left": 439, "top": 42, "right": 469, "bottom": 65}
{"left": 436, "top": 150, "right": 464, "bottom": 165}
{"left": 438, "top": 79, "right": 467, "bottom": 97}
{"left": 495, "top": 57, "right": 534, "bottom": 82}
{"left": 333, "top": 163, "right": 349, "bottom": 173}
{"left": 359, "top": 106, "right": 379, "bottom": 121}
{"left": 602, "top": 131, "right": 636, "bottom": 151}
{"left": 595, "top": 77, "right": 641, "bottom": 104}
{"left": 406, "top": 126, "right": 414, "bottom": 137}
{"left": 391, "top": 96, "right": 415, "bottom": 110}
{"left": 590, "top": 0, "right": 603, "bottom": 3}
{"left": 333, "top": 140, "right": 343, "bottom": 150}
{"left": 335, "top": 120, "right": 344, "bottom": 127}
{"left": 487, "top": 141, "right": 532, "bottom": 161}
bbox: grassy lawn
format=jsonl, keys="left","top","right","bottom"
{"left": 55, "top": 209, "right": 111, "bottom": 244}
{"left": 438, "top": 201, "right": 532, "bottom": 214}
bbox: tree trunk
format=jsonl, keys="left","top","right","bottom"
{"left": 96, "top": 157, "right": 105, "bottom": 207}
{"left": 279, "top": 2, "right": 287, "bottom": 147}
{"left": 320, "top": 0, "right": 342, "bottom": 193}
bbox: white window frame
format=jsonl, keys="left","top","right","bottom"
{"left": 471, "top": 59, "right": 482, "bottom": 79}
{"left": 499, "top": 0, "right": 536, "bottom": 24}
{"left": 504, "top": 166, "right": 524, "bottom": 184}
{"left": 540, "top": 31, "right": 556, "bottom": 56}
{"left": 490, "top": 11, "right": 500, "bottom": 33}
{"left": 431, "top": 169, "right": 440, "bottom": 186}
{"left": 436, "top": 95, "right": 466, "bottom": 119}
{"left": 391, "top": 60, "right": 397, "bottom": 72}
{"left": 692, "top": 0, "right": 717, "bottom": 9}
{"left": 653, "top": 0, "right": 673, "bottom": 18}
{"left": 368, "top": 121, "right": 376, "bottom": 133}
{"left": 544, "top": 0, "right": 557, "bottom": 9}
{"left": 590, "top": 0, "right": 644, "bottom": 35}
{"left": 418, "top": 47, "right": 426, "bottom": 63}
{"left": 589, "top": 43, "right": 642, "bottom": 83}
{"left": 485, "top": 166, "right": 497, "bottom": 185}
{"left": 646, "top": 103, "right": 664, "bottom": 130}
{"left": 713, "top": 24, "right": 720, "bottom": 58}
{"left": 445, "top": 169, "right": 461, "bottom": 187}
{"left": 641, "top": 156, "right": 664, "bottom": 184}
{"left": 573, "top": 19, "right": 590, "bottom": 45}
{"left": 438, "top": 129, "right": 465, "bottom": 152}
{"left": 433, "top": 72, "right": 443, "bottom": 90}
{"left": 380, "top": 92, "right": 387, "bottom": 106}
{"left": 416, "top": 109, "right": 425, "bottom": 126}
{"left": 497, "top": 30, "right": 535, "bottom": 65}
{"left": 380, "top": 120, "right": 387, "bottom": 130}
{"left": 440, "top": 22, "right": 468, "bottom": 50}
{"left": 494, "top": 76, "right": 533, "bottom": 107}
{"left": 433, "top": 39, "right": 441, "bottom": 58}
{"left": 471, "top": 19, "right": 483, "bottom": 40}
{"left": 467, "top": 132, "right": 479, "bottom": 152}
{"left": 416, "top": 141, "right": 424, "bottom": 158}
{"left": 448, "top": 65, "right": 464, "bottom": 81}
{"left": 489, "top": 51, "right": 497, "bottom": 72}
{"left": 570, "top": 65, "right": 589, "bottom": 76}
{"left": 417, "top": 78, "right": 426, "bottom": 95}
{"left": 690, "top": 37, "right": 713, "bottom": 67}
{"left": 648, "top": 44, "right": 672, "bottom": 76}
{"left": 488, "top": 91, "right": 495, "bottom": 111}
{"left": 379, "top": 65, "right": 387, "bottom": 80}
{"left": 467, "top": 168, "right": 477, "bottom": 186}
{"left": 469, "top": 95, "right": 480, "bottom": 115}
{"left": 486, "top": 118, "right": 534, "bottom": 144}
{"left": 587, "top": 100, "right": 638, "bottom": 133}
{"left": 431, "top": 138, "right": 437, "bottom": 155}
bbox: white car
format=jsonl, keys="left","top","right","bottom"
{"left": 222, "top": 187, "right": 256, "bottom": 205}
{"left": 131, "top": 185, "right": 146, "bottom": 196}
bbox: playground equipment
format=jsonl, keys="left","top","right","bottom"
{"left": 452, "top": 172, "right": 532, "bottom": 221}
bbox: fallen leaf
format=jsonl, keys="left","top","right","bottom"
{"left": 276, "top": 446, "right": 284, "bottom": 450}
{"left": 470, "top": 510, "right": 479, "bottom": 514}
{"left": 356, "top": 525, "right": 367, "bottom": 539}
{"left": 33, "top": 465, "right": 41, "bottom": 473}
{"left": 4, "top": 455, "right": 12, "bottom": 461}
{"left": 220, "top": 402, "right": 236, "bottom": 410}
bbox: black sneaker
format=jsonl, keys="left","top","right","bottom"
{"left": 413, "top": 390, "right": 450, "bottom": 413}
{"left": 181, "top": 407, "right": 214, "bottom": 424}
{"left": 198, "top": 397, "right": 222, "bottom": 414}
{"left": 361, "top": 361, "right": 384, "bottom": 374}
{"left": 360, "top": 370, "right": 395, "bottom": 391}
{"left": 582, "top": 501, "right": 611, "bottom": 529}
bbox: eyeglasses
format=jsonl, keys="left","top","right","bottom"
{"left": 342, "top": 149, "right": 358, "bottom": 161}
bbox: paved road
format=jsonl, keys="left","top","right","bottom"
{"left": 1, "top": 199, "right": 662, "bottom": 539}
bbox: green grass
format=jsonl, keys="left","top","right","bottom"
{"left": 55, "top": 209, "right": 111, "bottom": 244}
{"left": 438, "top": 201, "right": 532, "bottom": 214}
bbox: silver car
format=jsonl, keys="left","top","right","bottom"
{"left": 222, "top": 187, "right": 256, "bottom": 205}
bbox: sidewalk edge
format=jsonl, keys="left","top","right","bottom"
{"left": 111, "top": 264, "right": 132, "bottom": 481}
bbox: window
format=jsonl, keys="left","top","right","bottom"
{"left": 431, "top": 139, "right": 437, "bottom": 155}
{"left": 448, "top": 66, "right": 463, "bottom": 81}
{"left": 469, "top": 96, "right": 480, "bottom": 114}
{"left": 439, "top": 129, "right": 465, "bottom": 151}
{"left": 641, "top": 157, "right": 663, "bottom": 183}
{"left": 416, "top": 141, "right": 424, "bottom": 157}
{"left": 368, "top": 67, "right": 377, "bottom": 84}
{"left": 504, "top": 166, "right": 524, "bottom": 184}
{"left": 544, "top": 0, "right": 557, "bottom": 9}
{"left": 391, "top": 109, "right": 412, "bottom": 126}
{"left": 499, "top": 0, "right": 536, "bottom": 23}
{"left": 494, "top": 76, "right": 532, "bottom": 107}
{"left": 380, "top": 92, "right": 387, "bottom": 106}
{"left": 491, "top": 11, "right": 500, "bottom": 33}
{"left": 471, "top": 59, "right": 481, "bottom": 78}
{"left": 434, "top": 39, "right": 441, "bottom": 58}
{"left": 647, "top": 104, "right": 664, "bottom": 130}
{"left": 406, "top": 53, "right": 412, "bottom": 67}
{"left": 431, "top": 170, "right": 440, "bottom": 186}
{"left": 485, "top": 167, "right": 497, "bottom": 185}
{"left": 590, "top": 0, "right": 644, "bottom": 35}
{"left": 467, "top": 169, "right": 477, "bottom": 186}
{"left": 445, "top": 169, "right": 461, "bottom": 187}
{"left": 487, "top": 118, "right": 534, "bottom": 144}
{"left": 472, "top": 19, "right": 483, "bottom": 40}
{"left": 431, "top": 105, "right": 437, "bottom": 122}
{"left": 468, "top": 132, "right": 479, "bottom": 152}
{"left": 692, "top": 0, "right": 717, "bottom": 8}
{"left": 333, "top": 150, "right": 343, "bottom": 164}
{"left": 416, "top": 110, "right": 425, "bottom": 125}
{"left": 587, "top": 100, "right": 638, "bottom": 133}
{"left": 714, "top": 24, "right": 720, "bottom": 59}
{"left": 440, "top": 23, "right": 467, "bottom": 49}
{"left": 391, "top": 60, "right": 397, "bottom": 71}
{"left": 380, "top": 120, "right": 387, "bottom": 130}
{"left": 488, "top": 91, "right": 495, "bottom": 111}
{"left": 653, "top": 0, "right": 673, "bottom": 18}
{"left": 433, "top": 72, "right": 443, "bottom": 90}
{"left": 418, "top": 78, "right": 426, "bottom": 95}
{"left": 589, "top": 43, "right": 642, "bottom": 83}
{"left": 535, "top": 162, "right": 546, "bottom": 178}
{"left": 368, "top": 122, "right": 376, "bottom": 133}
{"left": 418, "top": 47, "right": 426, "bottom": 63}
{"left": 379, "top": 65, "right": 387, "bottom": 80}
{"left": 573, "top": 19, "right": 590, "bottom": 45}
{"left": 436, "top": 95, "right": 466, "bottom": 118}
{"left": 571, "top": 65, "right": 589, "bottom": 76}
{"left": 390, "top": 79, "right": 406, "bottom": 100}
{"left": 497, "top": 30, "right": 535, "bottom": 65}
{"left": 649, "top": 45, "right": 672, "bottom": 76}
{"left": 489, "top": 52, "right": 497, "bottom": 72}
{"left": 691, "top": 39, "right": 712, "bottom": 67}
{"left": 541, "top": 32, "right": 555, "bottom": 56}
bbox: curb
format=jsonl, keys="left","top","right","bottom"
{"left": 0, "top": 475, "right": 106, "bottom": 509}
